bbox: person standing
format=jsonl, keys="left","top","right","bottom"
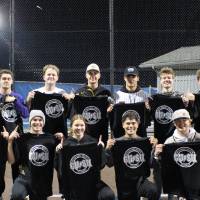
{"left": 27, "top": 64, "right": 72, "bottom": 96}
{"left": 149, "top": 67, "right": 189, "bottom": 200}
{"left": 70, "top": 63, "right": 113, "bottom": 143}
{"left": 115, "top": 66, "right": 149, "bottom": 104}
{"left": 111, "top": 66, "right": 150, "bottom": 138}
{"left": 26, "top": 64, "right": 73, "bottom": 198}
{"left": 0, "top": 69, "right": 29, "bottom": 199}
{"left": 184, "top": 69, "right": 200, "bottom": 132}
{"left": 149, "top": 67, "right": 188, "bottom": 144}
{"left": 26, "top": 64, "right": 74, "bottom": 136}
{"left": 75, "top": 63, "right": 112, "bottom": 98}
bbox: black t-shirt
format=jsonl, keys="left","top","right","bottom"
{"left": 59, "top": 136, "right": 102, "bottom": 200}
{"left": 15, "top": 133, "right": 56, "bottom": 197}
{"left": 71, "top": 95, "right": 109, "bottom": 144}
{"left": 161, "top": 142, "right": 200, "bottom": 199}
{"left": 110, "top": 102, "right": 148, "bottom": 138}
{"left": 149, "top": 94, "right": 185, "bottom": 143}
{"left": 31, "top": 92, "right": 68, "bottom": 136}
{"left": 0, "top": 98, "right": 23, "bottom": 163}
{"left": 111, "top": 138, "right": 151, "bottom": 192}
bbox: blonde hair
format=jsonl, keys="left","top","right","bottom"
{"left": 69, "top": 114, "right": 87, "bottom": 136}
{"left": 42, "top": 64, "right": 60, "bottom": 76}
{"left": 196, "top": 69, "right": 200, "bottom": 81}
{"left": 159, "top": 67, "right": 175, "bottom": 78}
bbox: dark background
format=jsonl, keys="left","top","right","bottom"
{"left": 1, "top": 0, "right": 200, "bottom": 86}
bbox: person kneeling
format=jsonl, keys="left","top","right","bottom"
{"left": 106, "top": 110, "right": 159, "bottom": 200}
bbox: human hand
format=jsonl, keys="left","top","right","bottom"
{"left": 98, "top": 135, "right": 105, "bottom": 148}
{"left": 8, "top": 126, "right": 20, "bottom": 142}
{"left": 1, "top": 126, "right": 9, "bottom": 140}
{"left": 106, "top": 133, "right": 115, "bottom": 150}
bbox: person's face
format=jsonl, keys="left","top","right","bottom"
{"left": 0, "top": 73, "right": 13, "bottom": 89}
{"left": 86, "top": 70, "right": 100, "bottom": 85}
{"left": 160, "top": 73, "right": 174, "bottom": 90}
{"left": 30, "top": 116, "right": 44, "bottom": 134}
{"left": 124, "top": 75, "right": 139, "bottom": 89}
{"left": 122, "top": 118, "right": 139, "bottom": 137}
{"left": 174, "top": 118, "right": 191, "bottom": 136}
{"left": 197, "top": 77, "right": 200, "bottom": 85}
{"left": 72, "top": 119, "right": 86, "bottom": 139}
{"left": 43, "top": 68, "right": 59, "bottom": 85}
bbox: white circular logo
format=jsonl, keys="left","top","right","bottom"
{"left": 29, "top": 145, "right": 49, "bottom": 166}
{"left": 122, "top": 110, "right": 140, "bottom": 122}
{"left": 1, "top": 103, "right": 17, "bottom": 122}
{"left": 45, "top": 99, "right": 64, "bottom": 118}
{"left": 70, "top": 153, "right": 93, "bottom": 174}
{"left": 174, "top": 147, "right": 197, "bottom": 168}
{"left": 123, "top": 147, "right": 145, "bottom": 169}
{"left": 155, "top": 105, "right": 173, "bottom": 124}
{"left": 82, "top": 106, "right": 101, "bottom": 125}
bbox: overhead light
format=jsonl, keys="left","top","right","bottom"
{"left": 36, "top": 5, "right": 43, "bottom": 10}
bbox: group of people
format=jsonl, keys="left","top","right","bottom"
{"left": 0, "top": 63, "right": 200, "bottom": 200}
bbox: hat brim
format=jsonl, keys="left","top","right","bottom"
{"left": 86, "top": 69, "right": 100, "bottom": 72}
{"left": 173, "top": 117, "right": 190, "bottom": 121}
{"left": 124, "top": 73, "right": 138, "bottom": 76}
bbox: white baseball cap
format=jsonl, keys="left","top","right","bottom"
{"left": 172, "top": 109, "right": 190, "bottom": 121}
{"left": 86, "top": 63, "right": 100, "bottom": 72}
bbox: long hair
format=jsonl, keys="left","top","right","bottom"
{"left": 69, "top": 114, "right": 87, "bottom": 136}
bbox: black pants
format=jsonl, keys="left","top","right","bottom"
{"left": 10, "top": 174, "right": 47, "bottom": 200}
{"left": 117, "top": 178, "right": 159, "bottom": 200}
{"left": 64, "top": 180, "right": 115, "bottom": 200}
{"left": 153, "top": 162, "right": 175, "bottom": 200}
{"left": 0, "top": 162, "right": 6, "bottom": 196}
{"left": 11, "top": 162, "right": 20, "bottom": 182}
{"left": 54, "top": 152, "right": 63, "bottom": 194}
{"left": 0, "top": 162, "right": 20, "bottom": 197}
{"left": 96, "top": 181, "right": 115, "bottom": 200}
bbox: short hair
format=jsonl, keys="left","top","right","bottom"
{"left": 122, "top": 110, "right": 140, "bottom": 124}
{"left": 196, "top": 69, "right": 200, "bottom": 81}
{"left": 159, "top": 67, "right": 175, "bottom": 78}
{"left": 0, "top": 69, "right": 14, "bottom": 79}
{"left": 42, "top": 64, "right": 60, "bottom": 76}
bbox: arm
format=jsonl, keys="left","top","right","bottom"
{"left": 26, "top": 90, "right": 35, "bottom": 109}
{"left": 14, "top": 94, "right": 29, "bottom": 118}
{"left": 5, "top": 93, "right": 29, "bottom": 118}
{"left": 105, "top": 134, "right": 115, "bottom": 167}
{"left": 150, "top": 143, "right": 164, "bottom": 170}
{"left": 7, "top": 140, "right": 15, "bottom": 164}
{"left": 105, "top": 148, "right": 114, "bottom": 167}
{"left": 7, "top": 126, "right": 20, "bottom": 164}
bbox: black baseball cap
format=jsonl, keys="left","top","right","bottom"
{"left": 124, "top": 66, "right": 139, "bottom": 76}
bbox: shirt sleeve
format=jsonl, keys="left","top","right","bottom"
{"left": 14, "top": 93, "right": 29, "bottom": 118}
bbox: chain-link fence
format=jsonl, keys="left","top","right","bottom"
{"left": 1, "top": 0, "right": 200, "bottom": 88}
